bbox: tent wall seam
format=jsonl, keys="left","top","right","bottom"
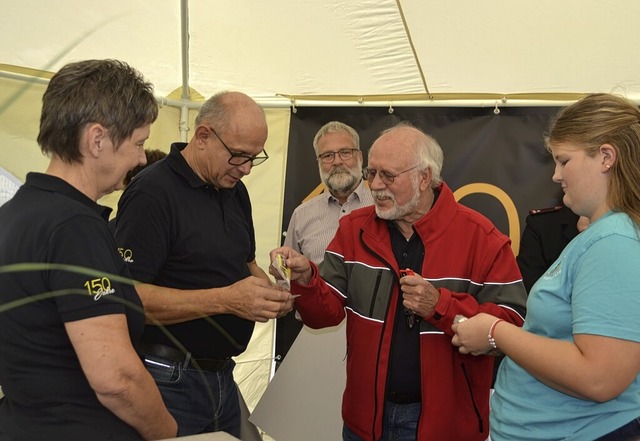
{"left": 395, "top": 0, "right": 431, "bottom": 98}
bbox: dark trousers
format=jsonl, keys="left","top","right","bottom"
{"left": 342, "top": 401, "right": 421, "bottom": 441}
{"left": 596, "top": 417, "right": 640, "bottom": 441}
{"left": 143, "top": 355, "right": 240, "bottom": 438}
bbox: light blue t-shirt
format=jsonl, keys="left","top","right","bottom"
{"left": 492, "top": 211, "right": 640, "bottom": 441}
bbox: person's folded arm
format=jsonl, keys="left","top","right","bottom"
{"left": 66, "top": 314, "right": 177, "bottom": 440}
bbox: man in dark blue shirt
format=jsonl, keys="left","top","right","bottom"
{"left": 115, "top": 91, "right": 294, "bottom": 437}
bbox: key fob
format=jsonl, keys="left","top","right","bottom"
{"left": 400, "top": 269, "right": 415, "bottom": 278}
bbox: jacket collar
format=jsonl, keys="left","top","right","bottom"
{"left": 359, "top": 182, "right": 456, "bottom": 259}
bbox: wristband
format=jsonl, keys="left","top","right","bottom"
{"left": 488, "top": 319, "right": 504, "bottom": 350}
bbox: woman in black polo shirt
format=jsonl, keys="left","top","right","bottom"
{"left": 0, "top": 60, "right": 177, "bottom": 440}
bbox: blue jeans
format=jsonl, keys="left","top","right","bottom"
{"left": 343, "top": 401, "right": 421, "bottom": 441}
{"left": 596, "top": 417, "right": 640, "bottom": 441}
{"left": 143, "top": 354, "right": 240, "bottom": 438}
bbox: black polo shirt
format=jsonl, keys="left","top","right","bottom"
{"left": 386, "top": 222, "right": 424, "bottom": 402}
{"left": 386, "top": 191, "right": 439, "bottom": 402}
{"left": 115, "top": 142, "right": 257, "bottom": 359}
{"left": 0, "top": 173, "right": 144, "bottom": 440}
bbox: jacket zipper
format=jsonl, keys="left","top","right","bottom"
{"left": 368, "top": 270, "right": 383, "bottom": 316}
{"left": 360, "top": 229, "right": 399, "bottom": 439}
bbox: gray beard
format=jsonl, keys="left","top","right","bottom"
{"left": 326, "top": 172, "right": 358, "bottom": 194}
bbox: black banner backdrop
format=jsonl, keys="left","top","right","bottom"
{"left": 282, "top": 105, "right": 565, "bottom": 248}
{"left": 276, "top": 105, "right": 565, "bottom": 358}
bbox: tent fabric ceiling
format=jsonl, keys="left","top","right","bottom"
{"left": 2, "top": 0, "right": 640, "bottom": 105}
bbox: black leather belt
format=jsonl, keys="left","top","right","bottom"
{"left": 138, "top": 342, "right": 230, "bottom": 373}
{"left": 387, "top": 390, "right": 421, "bottom": 404}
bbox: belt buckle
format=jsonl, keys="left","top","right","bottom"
{"left": 139, "top": 342, "right": 192, "bottom": 370}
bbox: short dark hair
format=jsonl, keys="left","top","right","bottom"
{"left": 123, "top": 148, "right": 167, "bottom": 186}
{"left": 37, "top": 59, "right": 158, "bottom": 163}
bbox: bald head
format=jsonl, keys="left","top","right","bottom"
{"left": 185, "top": 91, "right": 268, "bottom": 189}
{"left": 196, "top": 91, "right": 266, "bottom": 135}
{"left": 370, "top": 124, "right": 443, "bottom": 189}
{"left": 371, "top": 125, "right": 421, "bottom": 161}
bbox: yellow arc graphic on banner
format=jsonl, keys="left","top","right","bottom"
{"left": 453, "top": 183, "right": 520, "bottom": 255}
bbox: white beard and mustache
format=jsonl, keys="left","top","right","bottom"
{"left": 371, "top": 174, "right": 421, "bottom": 220}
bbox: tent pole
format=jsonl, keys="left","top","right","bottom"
{"left": 179, "top": 0, "right": 191, "bottom": 141}
{"left": 179, "top": 105, "right": 190, "bottom": 143}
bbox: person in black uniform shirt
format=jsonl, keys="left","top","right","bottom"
{"left": 114, "top": 91, "right": 295, "bottom": 437}
{"left": 0, "top": 59, "right": 177, "bottom": 441}
{"left": 517, "top": 204, "right": 588, "bottom": 292}
{"left": 109, "top": 148, "right": 167, "bottom": 234}
{"left": 121, "top": 148, "right": 167, "bottom": 188}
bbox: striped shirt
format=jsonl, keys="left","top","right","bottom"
{"left": 284, "top": 180, "right": 374, "bottom": 264}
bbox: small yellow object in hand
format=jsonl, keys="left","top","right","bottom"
{"left": 271, "top": 253, "right": 291, "bottom": 290}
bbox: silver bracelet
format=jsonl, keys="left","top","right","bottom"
{"left": 488, "top": 319, "right": 504, "bottom": 350}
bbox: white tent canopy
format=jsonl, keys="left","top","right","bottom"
{"left": 2, "top": 0, "right": 640, "bottom": 107}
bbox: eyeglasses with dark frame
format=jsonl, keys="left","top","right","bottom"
{"left": 363, "top": 165, "right": 419, "bottom": 185}
{"left": 317, "top": 148, "right": 359, "bottom": 163}
{"left": 209, "top": 127, "right": 269, "bottom": 167}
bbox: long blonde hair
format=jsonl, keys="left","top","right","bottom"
{"left": 545, "top": 93, "right": 640, "bottom": 227}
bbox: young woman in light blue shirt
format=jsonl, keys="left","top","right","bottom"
{"left": 452, "top": 93, "right": 640, "bottom": 441}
